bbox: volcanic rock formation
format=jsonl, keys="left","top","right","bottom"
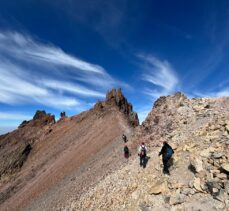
{"left": 94, "top": 88, "right": 139, "bottom": 127}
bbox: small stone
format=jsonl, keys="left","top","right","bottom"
{"left": 181, "top": 188, "right": 191, "bottom": 196}
{"left": 200, "top": 149, "right": 211, "bottom": 158}
{"left": 215, "top": 189, "right": 226, "bottom": 202}
{"left": 193, "top": 177, "right": 203, "bottom": 192}
{"left": 221, "top": 163, "right": 229, "bottom": 172}
{"left": 216, "top": 173, "right": 227, "bottom": 180}
{"left": 169, "top": 194, "right": 186, "bottom": 205}
{"left": 213, "top": 152, "right": 224, "bottom": 159}
{"left": 210, "top": 169, "right": 220, "bottom": 174}
{"left": 196, "top": 170, "right": 206, "bottom": 179}
{"left": 212, "top": 188, "right": 218, "bottom": 193}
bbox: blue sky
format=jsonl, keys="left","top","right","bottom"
{"left": 0, "top": 0, "right": 229, "bottom": 134}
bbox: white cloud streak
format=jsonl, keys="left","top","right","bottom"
{"left": 139, "top": 55, "right": 179, "bottom": 98}
{"left": 42, "top": 80, "right": 105, "bottom": 97}
{"left": 0, "top": 31, "right": 105, "bottom": 74}
{"left": 0, "top": 61, "right": 80, "bottom": 108}
{"left": 0, "top": 31, "right": 127, "bottom": 113}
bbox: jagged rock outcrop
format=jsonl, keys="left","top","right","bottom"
{"left": 19, "top": 110, "right": 55, "bottom": 128}
{"left": 94, "top": 88, "right": 139, "bottom": 127}
{"left": 60, "top": 111, "right": 66, "bottom": 118}
{"left": 32, "top": 110, "right": 55, "bottom": 126}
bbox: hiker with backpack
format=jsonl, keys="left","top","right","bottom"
{"left": 138, "top": 142, "right": 147, "bottom": 168}
{"left": 122, "top": 134, "right": 127, "bottom": 143}
{"left": 159, "top": 141, "right": 174, "bottom": 175}
{"left": 124, "top": 145, "right": 130, "bottom": 158}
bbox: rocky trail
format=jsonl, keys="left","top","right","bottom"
{"left": 68, "top": 93, "right": 229, "bottom": 211}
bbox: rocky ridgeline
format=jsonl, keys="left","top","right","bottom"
{"left": 19, "top": 110, "right": 55, "bottom": 128}
{"left": 94, "top": 88, "right": 139, "bottom": 127}
{"left": 68, "top": 93, "right": 229, "bottom": 210}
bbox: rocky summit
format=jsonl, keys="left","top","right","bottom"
{"left": 0, "top": 90, "right": 229, "bottom": 211}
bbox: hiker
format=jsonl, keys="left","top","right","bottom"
{"left": 138, "top": 142, "right": 147, "bottom": 167}
{"left": 124, "top": 145, "right": 130, "bottom": 158}
{"left": 159, "top": 141, "right": 174, "bottom": 175}
{"left": 122, "top": 134, "right": 127, "bottom": 143}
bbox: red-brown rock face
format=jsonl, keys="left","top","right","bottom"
{"left": 94, "top": 88, "right": 139, "bottom": 127}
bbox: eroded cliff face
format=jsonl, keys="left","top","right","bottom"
{"left": 68, "top": 93, "right": 229, "bottom": 211}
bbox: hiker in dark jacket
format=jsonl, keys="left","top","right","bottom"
{"left": 138, "top": 142, "right": 147, "bottom": 167}
{"left": 124, "top": 145, "right": 130, "bottom": 158}
{"left": 159, "top": 141, "right": 174, "bottom": 175}
{"left": 122, "top": 134, "right": 127, "bottom": 143}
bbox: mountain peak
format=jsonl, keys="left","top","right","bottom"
{"left": 94, "top": 88, "right": 139, "bottom": 127}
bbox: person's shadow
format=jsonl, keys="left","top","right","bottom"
{"left": 143, "top": 156, "right": 150, "bottom": 168}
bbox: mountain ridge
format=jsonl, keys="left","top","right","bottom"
{"left": 0, "top": 90, "right": 229, "bottom": 210}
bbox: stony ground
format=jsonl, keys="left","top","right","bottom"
{"left": 67, "top": 93, "right": 229, "bottom": 211}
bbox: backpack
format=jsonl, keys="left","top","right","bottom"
{"left": 124, "top": 146, "right": 129, "bottom": 154}
{"left": 140, "top": 146, "right": 146, "bottom": 157}
{"left": 166, "top": 145, "right": 174, "bottom": 158}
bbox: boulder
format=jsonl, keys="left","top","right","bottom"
{"left": 148, "top": 180, "right": 167, "bottom": 195}
{"left": 189, "top": 156, "right": 203, "bottom": 173}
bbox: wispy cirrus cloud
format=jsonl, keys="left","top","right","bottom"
{"left": 0, "top": 31, "right": 105, "bottom": 74}
{"left": 139, "top": 54, "right": 179, "bottom": 98}
{"left": 0, "top": 61, "right": 80, "bottom": 108}
{"left": 0, "top": 30, "right": 127, "bottom": 112}
{"left": 42, "top": 80, "right": 105, "bottom": 98}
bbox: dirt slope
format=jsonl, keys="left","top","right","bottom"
{"left": 0, "top": 89, "right": 138, "bottom": 210}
